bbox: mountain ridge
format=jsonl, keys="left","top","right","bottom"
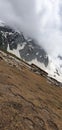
{"left": 0, "top": 49, "right": 62, "bottom": 86}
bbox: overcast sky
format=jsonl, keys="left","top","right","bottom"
{"left": 0, "top": 0, "right": 62, "bottom": 57}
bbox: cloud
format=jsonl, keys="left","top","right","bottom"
{"left": 0, "top": 0, "right": 62, "bottom": 57}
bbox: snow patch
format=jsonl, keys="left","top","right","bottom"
{"left": 7, "top": 42, "right": 26, "bottom": 58}
{"left": 7, "top": 44, "right": 20, "bottom": 58}
{"left": 36, "top": 52, "right": 39, "bottom": 55}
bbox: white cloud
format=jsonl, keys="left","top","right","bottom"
{"left": 0, "top": 0, "right": 62, "bottom": 57}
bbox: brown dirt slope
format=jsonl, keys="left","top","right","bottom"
{"left": 0, "top": 50, "right": 62, "bottom": 130}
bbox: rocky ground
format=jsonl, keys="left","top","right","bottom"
{"left": 0, "top": 50, "right": 62, "bottom": 130}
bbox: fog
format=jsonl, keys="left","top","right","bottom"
{"left": 0, "top": 0, "right": 62, "bottom": 57}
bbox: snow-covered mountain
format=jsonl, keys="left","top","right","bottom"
{"left": 0, "top": 24, "right": 48, "bottom": 66}
{"left": 0, "top": 23, "right": 62, "bottom": 83}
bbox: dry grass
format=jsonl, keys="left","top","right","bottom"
{"left": 0, "top": 54, "right": 62, "bottom": 130}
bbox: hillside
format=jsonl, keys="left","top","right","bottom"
{"left": 0, "top": 24, "right": 62, "bottom": 83}
{"left": 0, "top": 50, "right": 62, "bottom": 130}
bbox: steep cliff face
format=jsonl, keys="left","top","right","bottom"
{"left": 0, "top": 50, "right": 62, "bottom": 130}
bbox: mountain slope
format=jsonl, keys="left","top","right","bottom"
{"left": 0, "top": 50, "right": 62, "bottom": 130}
{"left": 0, "top": 24, "right": 62, "bottom": 83}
